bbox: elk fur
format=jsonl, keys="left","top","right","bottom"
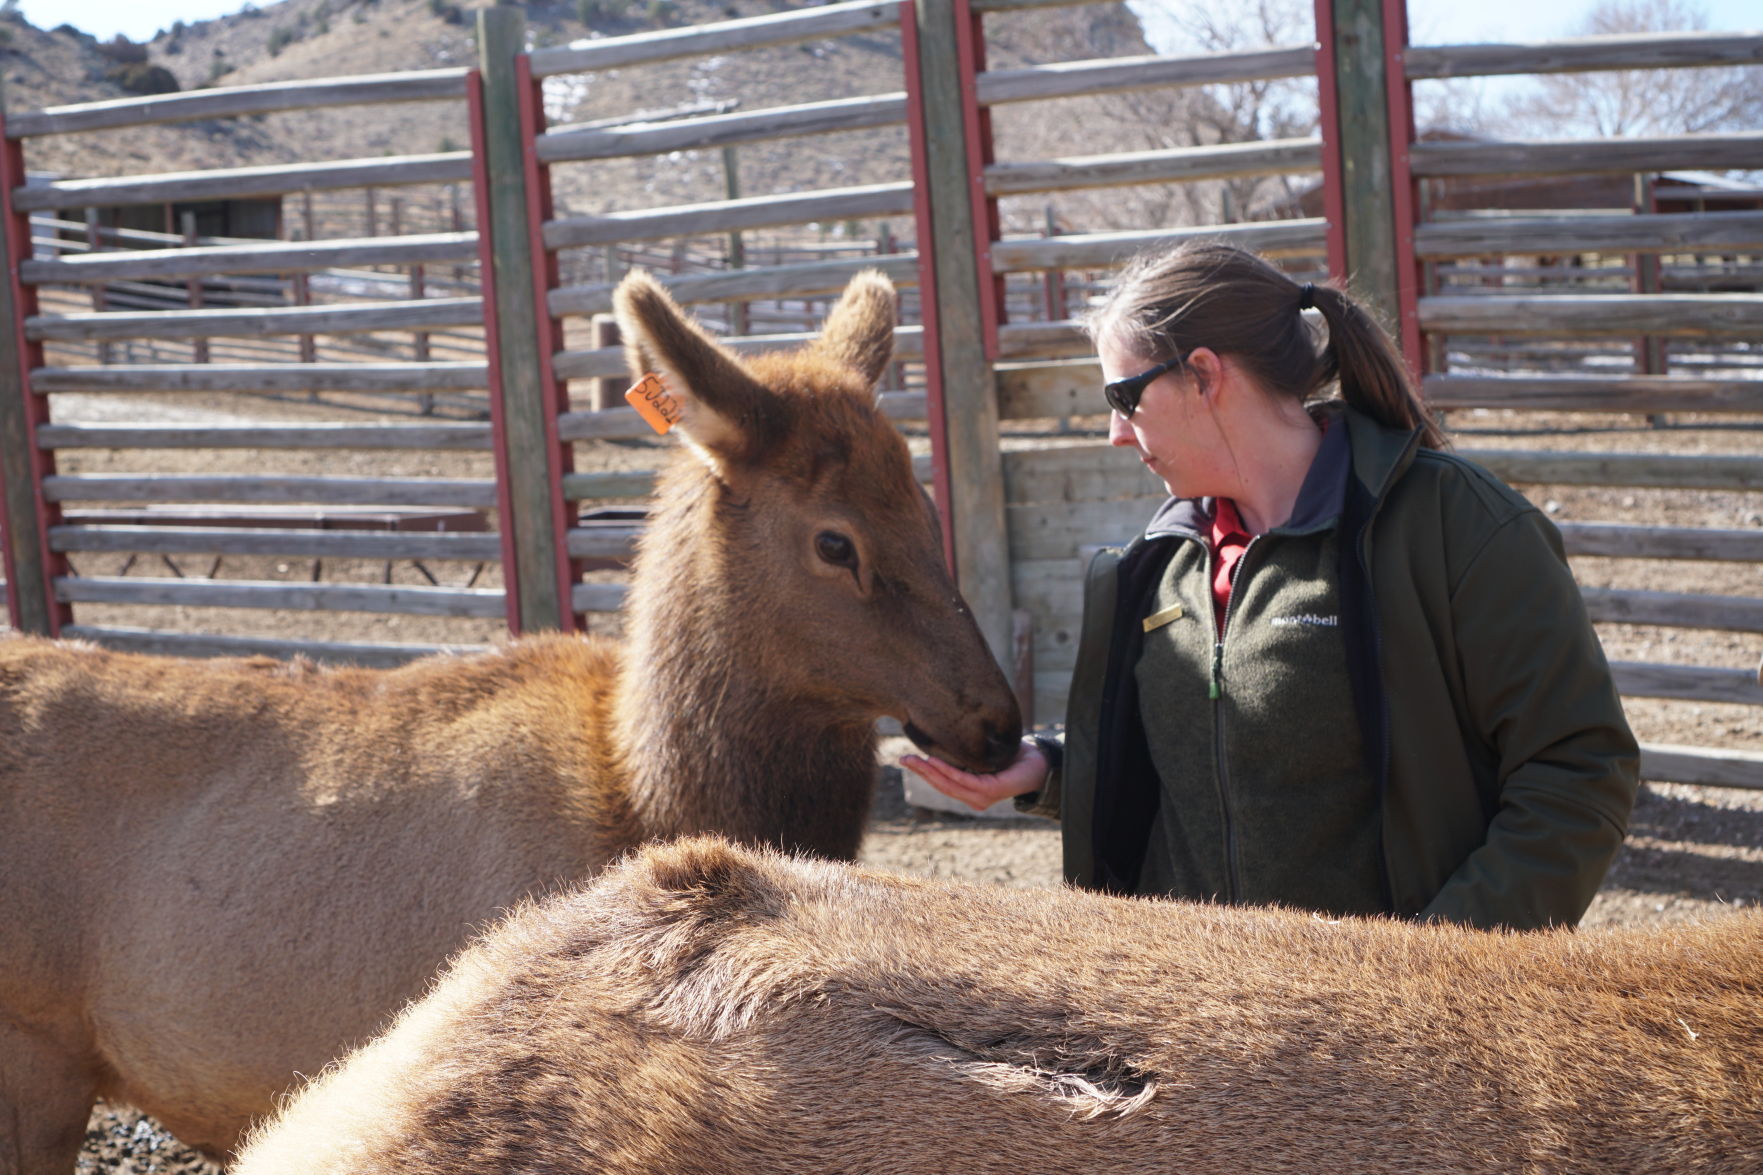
{"left": 237, "top": 836, "right": 1763, "bottom": 1175}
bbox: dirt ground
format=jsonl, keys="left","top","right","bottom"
{"left": 22, "top": 388, "right": 1762, "bottom": 1171}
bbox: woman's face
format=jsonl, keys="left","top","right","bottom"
{"left": 1098, "top": 333, "right": 1227, "bottom": 499}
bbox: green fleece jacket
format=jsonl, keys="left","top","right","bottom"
{"left": 1030, "top": 408, "right": 1639, "bottom": 931}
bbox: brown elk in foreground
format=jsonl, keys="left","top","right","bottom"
{"left": 0, "top": 271, "right": 1021, "bottom": 1173}
{"left": 234, "top": 836, "right": 1763, "bottom": 1175}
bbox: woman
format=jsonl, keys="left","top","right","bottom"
{"left": 904, "top": 242, "right": 1638, "bottom": 931}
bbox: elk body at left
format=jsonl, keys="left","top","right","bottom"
{"left": 0, "top": 268, "right": 1021, "bottom": 1173}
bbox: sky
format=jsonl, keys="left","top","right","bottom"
{"left": 1129, "top": 0, "right": 1762, "bottom": 52}
{"left": 14, "top": 0, "right": 1763, "bottom": 48}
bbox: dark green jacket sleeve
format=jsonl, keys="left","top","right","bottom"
{"left": 1418, "top": 510, "right": 1639, "bottom": 930}
{"left": 1013, "top": 735, "right": 1064, "bottom": 820}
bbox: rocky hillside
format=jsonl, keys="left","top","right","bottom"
{"left": 0, "top": 0, "right": 1273, "bottom": 237}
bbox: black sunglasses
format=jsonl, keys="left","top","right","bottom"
{"left": 1103, "top": 355, "right": 1184, "bottom": 418}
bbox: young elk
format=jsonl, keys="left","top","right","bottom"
{"left": 236, "top": 836, "right": 1763, "bottom": 1175}
{"left": 0, "top": 271, "right": 1021, "bottom": 1173}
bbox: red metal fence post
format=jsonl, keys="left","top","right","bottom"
{"left": 0, "top": 107, "right": 70, "bottom": 635}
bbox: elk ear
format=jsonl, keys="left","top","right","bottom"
{"left": 613, "top": 269, "right": 777, "bottom": 467}
{"left": 808, "top": 268, "right": 895, "bottom": 389}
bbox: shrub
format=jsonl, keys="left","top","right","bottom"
{"left": 266, "top": 25, "right": 298, "bottom": 55}
{"left": 576, "top": 0, "right": 632, "bottom": 21}
{"left": 107, "top": 62, "right": 180, "bottom": 95}
{"left": 97, "top": 34, "right": 149, "bottom": 64}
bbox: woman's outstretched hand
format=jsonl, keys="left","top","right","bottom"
{"left": 899, "top": 738, "right": 1050, "bottom": 812}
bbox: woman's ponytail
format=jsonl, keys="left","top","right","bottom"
{"left": 1309, "top": 285, "right": 1447, "bottom": 451}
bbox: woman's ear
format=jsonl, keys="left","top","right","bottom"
{"left": 1186, "top": 347, "right": 1223, "bottom": 400}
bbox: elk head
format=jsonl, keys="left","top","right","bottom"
{"left": 613, "top": 269, "right": 1021, "bottom": 774}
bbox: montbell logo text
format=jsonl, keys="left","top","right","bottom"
{"left": 1271, "top": 614, "right": 1338, "bottom": 628}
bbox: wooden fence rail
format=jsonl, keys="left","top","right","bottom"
{"left": 28, "top": 299, "right": 485, "bottom": 341}
{"left": 1465, "top": 450, "right": 1763, "bottom": 492}
{"left": 41, "top": 474, "right": 499, "bottom": 508}
{"left": 36, "top": 423, "right": 494, "bottom": 449}
{"left": 21, "top": 233, "right": 479, "bottom": 283}
{"left": 527, "top": 0, "right": 901, "bottom": 76}
{"left": 14, "top": 155, "right": 475, "bottom": 213}
{"left": 537, "top": 95, "right": 908, "bottom": 164}
{"left": 986, "top": 138, "right": 1323, "bottom": 196}
{"left": 5, "top": 70, "right": 473, "bottom": 137}
{"left": 1410, "top": 133, "right": 1763, "bottom": 178}
{"left": 30, "top": 362, "right": 489, "bottom": 394}
{"left": 548, "top": 255, "right": 920, "bottom": 317}
{"left": 51, "top": 525, "right": 501, "bottom": 561}
{"left": 1556, "top": 523, "right": 1763, "bottom": 562}
{"left": 57, "top": 625, "right": 472, "bottom": 664}
{"left": 1413, "top": 210, "right": 1763, "bottom": 259}
{"left": 542, "top": 182, "right": 915, "bottom": 249}
{"left": 1419, "top": 293, "right": 1763, "bottom": 336}
{"left": 1425, "top": 374, "right": 1763, "bottom": 414}
{"left": 55, "top": 576, "right": 505, "bottom": 617}
{"left": 976, "top": 44, "right": 1315, "bottom": 105}
{"left": 1405, "top": 30, "right": 1763, "bottom": 78}
{"left": 992, "top": 220, "right": 1328, "bottom": 273}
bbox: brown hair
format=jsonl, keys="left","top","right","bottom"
{"left": 1084, "top": 240, "right": 1446, "bottom": 450}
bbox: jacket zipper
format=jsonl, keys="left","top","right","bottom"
{"left": 1211, "top": 536, "right": 1259, "bottom": 903}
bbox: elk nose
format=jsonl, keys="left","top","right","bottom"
{"left": 981, "top": 722, "right": 1021, "bottom": 772}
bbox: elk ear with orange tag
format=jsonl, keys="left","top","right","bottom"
{"left": 612, "top": 269, "right": 775, "bottom": 470}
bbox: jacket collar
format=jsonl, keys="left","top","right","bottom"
{"left": 1343, "top": 403, "right": 1425, "bottom": 505}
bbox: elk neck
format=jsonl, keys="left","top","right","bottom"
{"left": 610, "top": 468, "right": 877, "bottom": 860}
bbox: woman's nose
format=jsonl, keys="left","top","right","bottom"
{"left": 1108, "top": 410, "right": 1137, "bottom": 447}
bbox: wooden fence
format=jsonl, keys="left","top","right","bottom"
{"left": 0, "top": 0, "right": 1759, "bottom": 788}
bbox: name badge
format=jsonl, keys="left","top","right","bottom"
{"left": 1142, "top": 603, "right": 1185, "bottom": 633}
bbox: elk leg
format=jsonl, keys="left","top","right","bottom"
{"left": 0, "top": 1024, "right": 96, "bottom": 1175}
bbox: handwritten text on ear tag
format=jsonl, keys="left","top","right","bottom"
{"left": 625, "top": 372, "right": 682, "bottom": 435}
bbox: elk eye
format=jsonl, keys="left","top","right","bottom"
{"left": 815, "top": 530, "right": 857, "bottom": 568}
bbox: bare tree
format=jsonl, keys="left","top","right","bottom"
{"left": 1501, "top": 0, "right": 1763, "bottom": 138}
{"left": 982, "top": 0, "right": 1321, "bottom": 235}
{"left": 1099, "top": 0, "right": 1320, "bottom": 227}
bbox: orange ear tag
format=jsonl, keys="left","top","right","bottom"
{"left": 624, "top": 372, "right": 683, "bottom": 436}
